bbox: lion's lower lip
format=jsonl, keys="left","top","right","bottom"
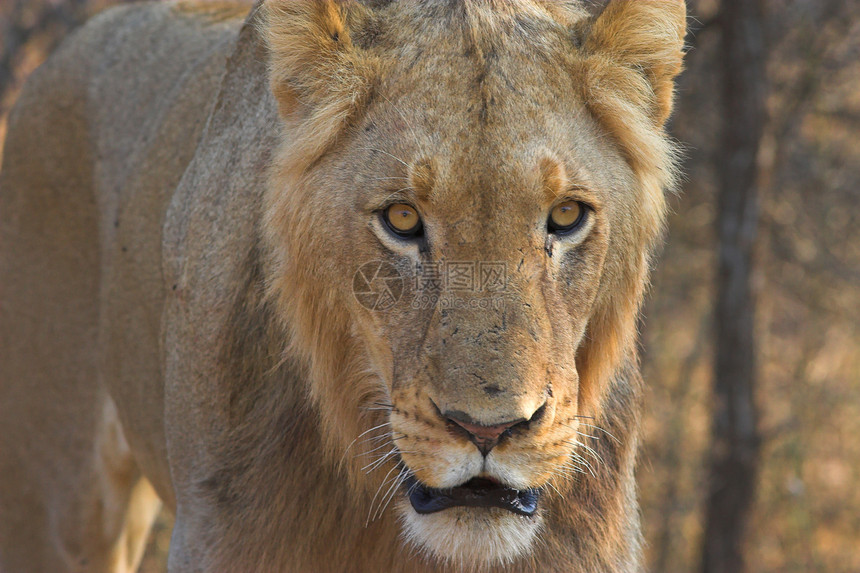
{"left": 405, "top": 475, "right": 540, "bottom": 517}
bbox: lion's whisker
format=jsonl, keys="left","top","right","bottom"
{"left": 362, "top": 446, "right": 398, "bottom": 473}
{"left": 558, "top": 464, "right": 586, "bottom": 479}
{"left": 362, "top": 449, "right": 393, "bottom": 473}
{"left": 372, "top": 465, "right": 412, "bottom": 523}
{"left": 374, "top": 467, "right": 409, "bottom": 521}
{"left": 356, "top": 438, "right": 410, "bottom": 460}
{"left": 357, "top": 433, "right": 397, "bottom": 447}
{"left": 356, "top": 439, "right": 399, "bottom": 459}
{"left": 560, "top": 460, "right": 587, "bottom": 474}
{"left": 341, "top": 427, "right": 394, "bottom": 468}
{"left": 362, "top": 447, "right": 419, "bottom": 475}
{"left": 559, "top": 421, "right": 621, "bottom": 445}
{"left": 577, "top": 423, "right": 621, "bottom": 444}
{"left": 359, "top": 148, "right": 410, "bottom": 168}
{"left": 366, "top": 464, "right": 400, "bottom": 527}
{"left": 371, "top": 176, "right": 410, "bottom": 183}
{"left": 545, "top": 479, "right": 565, "bottom": 500}
{"left": 367, "top": 469, "right": 399, "bottom": 525}
{"left": 342, "top": 421, "right": 393, "bottom": 464}
{"left": 566, "top": 449, "right": 597, "bottom": 477}
{"left": 574, "top": 440, "right": 605, "bottom": 468}
{"left": 406, "top": 478, "right": 422, "bottom": 497}
{"left": 356, "top": 421, "right": 392, "bottom": 440}
{"left": 371, "top": 474, "right": 398, "bottom": 522}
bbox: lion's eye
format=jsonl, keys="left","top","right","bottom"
{"left": 383, "top": 203, "right": 423, "bottom": 238}
{"left": 548, "top": 201, "right": 587, "bottom": 235}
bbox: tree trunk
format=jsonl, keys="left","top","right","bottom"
{"left": 701, "top": 1, "right": 767, "bottom": 572}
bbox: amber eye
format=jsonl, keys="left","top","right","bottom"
{"left": 548, "top": 200, "right": 586, "bottom": 235}
{"left": 383, "top": 203, "right": 423, "bottom": 238}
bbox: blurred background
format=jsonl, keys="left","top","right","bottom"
{"left": 1, "top": 0, "right": 858, "bottom": 571}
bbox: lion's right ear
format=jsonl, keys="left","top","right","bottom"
{"left": 261, "top": 0, "right": 378, "bottom": 164}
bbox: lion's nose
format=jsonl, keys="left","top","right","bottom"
{"left": 444, "top": 406, "right": 544, "bottom": 456}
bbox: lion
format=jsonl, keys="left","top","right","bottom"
{"left": 0, "top": 1, "right": 686, "bottom": 571}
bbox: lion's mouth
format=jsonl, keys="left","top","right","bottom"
{"left": 404, "top": 475, "right": 541, "bottom": 517}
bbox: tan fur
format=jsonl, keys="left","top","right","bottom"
{"left": 0, "top": 1, "right": 685, "bottom": 571}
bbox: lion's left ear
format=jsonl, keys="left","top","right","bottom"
{"left": 571, "top": 1, "right": 686, "bottom": 416}
{"left": 583, "top": 0, "right": 687, "bottom": 128}
{"left": 262, "top": 0, "right": 378, "bottom": 164}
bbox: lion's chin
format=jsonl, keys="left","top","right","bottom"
{"left": 397, "top": 498, "right": 543, "bottom": 569}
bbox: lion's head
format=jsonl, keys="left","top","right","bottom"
{"left": 261, "top": 0, "right": 685, "bottom": 567}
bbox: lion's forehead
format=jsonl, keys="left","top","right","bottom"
{"left": 376, "top": 46, "right": 585, "bottom": 134}
{"left": 366, "top": 5, "right": 592, "bottom": 126}
{"left": 353, "top": 74, "right": 629, "bottom": 212}
{"left": 372, "top": 0, "right": 588, "bottom": 60}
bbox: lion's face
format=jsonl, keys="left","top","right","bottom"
{"left": 345, "top": 92, "right": 618, "bottom": 566}
{"left": 263, "top": 0, "right": 685, "bottom": 567}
